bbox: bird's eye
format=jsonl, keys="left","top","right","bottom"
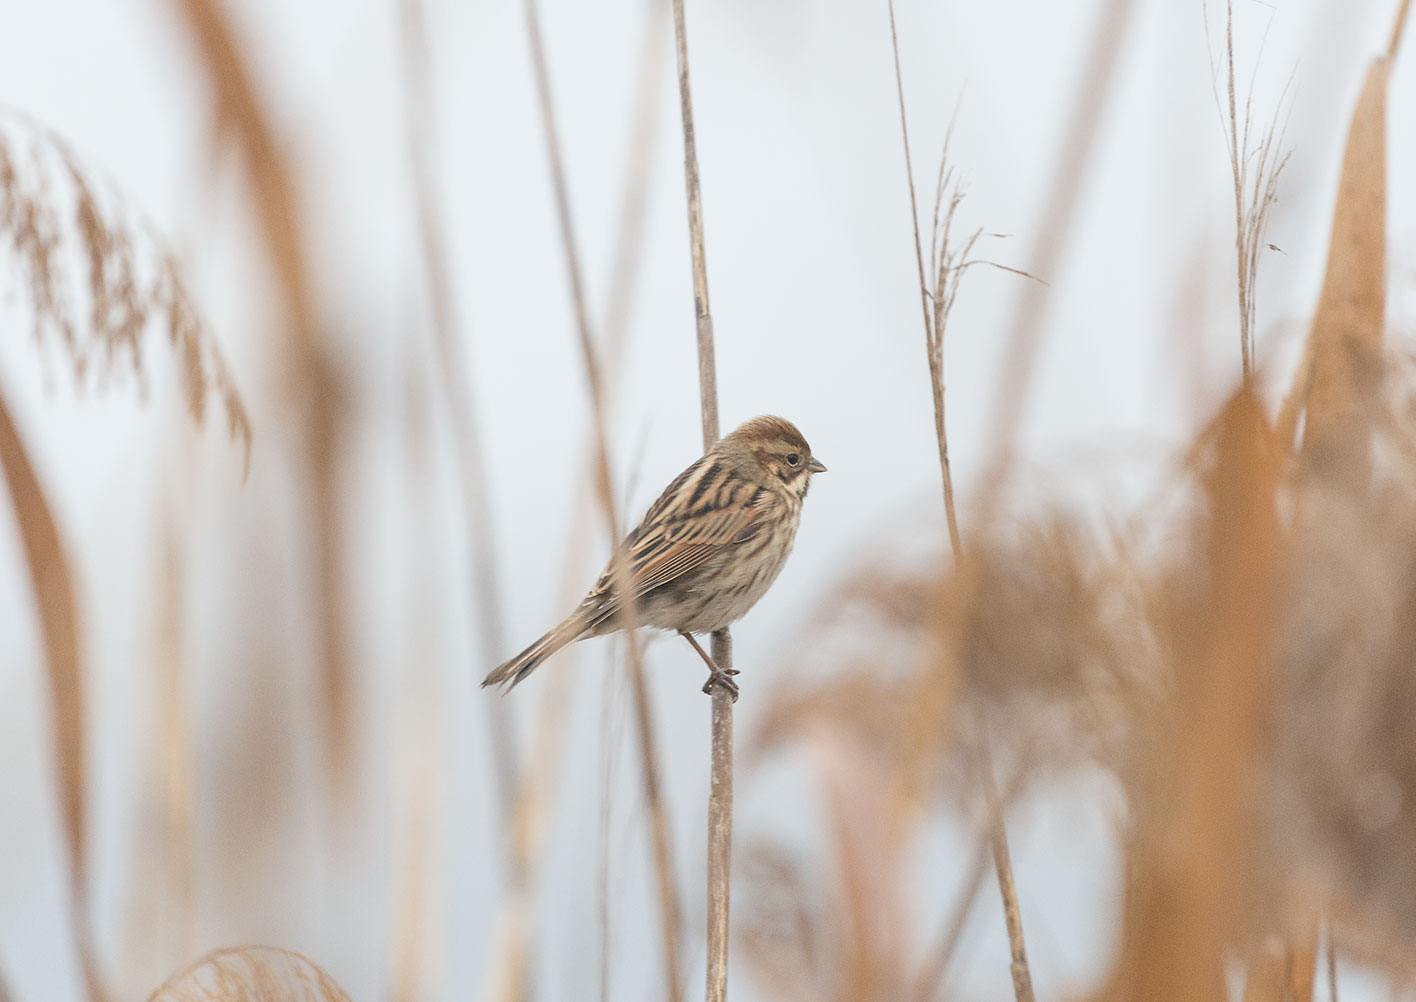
{"left": 786, "top": 453, "right": 800, "bottom": 466}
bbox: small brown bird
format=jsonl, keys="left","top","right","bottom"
{"left": 482, "top": 415, "right": 826, "bottom": 698}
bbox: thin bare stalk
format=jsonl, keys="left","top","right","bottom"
{"left": 392, "top": 6, "right": 494, "bottom": 1000}
{"left": 1327, "top": 926, "right": 1338, "bottom": 1002}
{"left": 985, "top": 785, "right": 1035, "bottom": 1002}
{"left": 1206, "top": 0, "right": 1292, "bottom": 385}
{"left": 523, "top": 3, "right": 683, "bottom": 998}
{"left": 912, "top": 739, "right": 1036, "bottom": 1002}
{"left": 397, "top": 0, "right": 518, "bottom": 830}
{"left": 981, "top": 0, "right": 1135, "bottom": 493}
{"left": 674, "top": 0, "right": 719, "bottom": 453}
{"left": 976, "top": 730, "right": 1036, "bottom": 1002}
{"left": 1225, "top": 0, "right": 1251, "bottom": 381}
{"left": 604, "top": 0, "right": 671, "bottom": 375}
{"left": 1390, "top": 0, "right": 1411, "bottom": 57}
{"left": 155, "top": 523, "right": 196, "bottom": 966}
{"left": 597, "top": 665, "right": 626, "bottom": 1002}
{"left": 887, "top": 0, "right": 961, "bottom": 557}
{"left": 914, "top": 842, "right": 990, "bottom": 1002}
{"left": 886, "top": 6, "right": 1036, "bottom": 1000}
{"left": 477, "top": 5, "right": 668, "bottom": 996}
{"left": 0, "top": 388, "right": 108, "bottom": 1002}
{"left": 171, "top": 0, "right": 353, "bottom": 791}
{"left": 667, "top": 2, "right": 733, "bottom": 999}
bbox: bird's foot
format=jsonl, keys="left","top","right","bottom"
{"left": 701, "top": 665, "right": 740, "bottom": 701}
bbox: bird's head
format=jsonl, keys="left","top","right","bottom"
{"left": 719, "top": 415, "right": 826, "bottom": 498}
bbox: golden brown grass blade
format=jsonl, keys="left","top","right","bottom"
{"left": 147, "top": 946, "right": 351, "bottom": 1002}
{"left": 168, "top": 0, "right": 316, "bottom": 339}
{"left": 982, "top": 0, "right": 1135, "bottom": 473}
{"left": 170, "top": 0, "right": 352, "bottom": 788}
{"left": 1110, "top": 388, "right": 1282, "bottom": 1002}
{"left": 1297, "top": 57, "right": 1388, "bottom": 474}
{"left": 1391, "top": 0, "right": 1411, "bottom": 57}
{"left": 1241, "top": 939, "right": 1288, "bottom": 1002}
{"left": 1290, "top": 929, "right": 1319, "bottom": 1002}
{"left": 0, "top": 388, "right": 108, "bottom": 1002}
{"left": 0, "top": 385, "right": 81, "bottom": 856}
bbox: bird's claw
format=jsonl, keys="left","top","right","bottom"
{"left": 702, "top": 666, "right": 740, "bottom": 701}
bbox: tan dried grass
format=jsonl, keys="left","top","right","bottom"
{"left": 147, "top": 947, "right": 351, "bottom": 1002}
{"left": 0, "top": 118, "right": 251, "bottom": 462}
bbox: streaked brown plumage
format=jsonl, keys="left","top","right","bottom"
{"left": 482, "top": 415, "right": 826, "bottom": 697}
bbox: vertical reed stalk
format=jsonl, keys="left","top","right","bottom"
{"left": 981, "top": 740, "right": 1034, "bottom": 1002}
{"left": 1326, "top": 928, "right": 1338, "bottom": 1002}
{"left": 666, "top": 1, "right": 733, "bottom": 998}
{"left": 171, "top": 0, "right": 352, "bottom": 791}
{"left": 1225, "top": 0, "right": 1252, "bottom": 383}
{"left": 885, "top": 3, "right": 1035, "bottom": 998}
{"left": 477, "top": 4, "right": 668, "bottom": 994}
{"left": 397, "top": 0, "right": 518, "bottom": 828}
{"left": 523, "top": 3, "right": 683, "bottom": 997}
{"left": 982, "top": 0, "right": 1134, "bottom": 480}
{"left": 1390, "top": 0, "right": 1411, "bottom": 56}
{"left": 0, "top": 388, "right": 108, "bottom": 1002}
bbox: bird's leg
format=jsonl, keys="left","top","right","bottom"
{"left": 679, "top": 631, "right": 739, "bottom": 701}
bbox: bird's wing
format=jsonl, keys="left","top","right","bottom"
{"left": 585, "top": 457, "right": 767, "bottom": 621}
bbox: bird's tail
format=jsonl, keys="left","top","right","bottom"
{"left": 482, "top": 616, "right": 588, "bottom": 691}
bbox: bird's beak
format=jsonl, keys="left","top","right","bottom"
{"left": 807, "top": 457, "right": 827, "bottom": 474}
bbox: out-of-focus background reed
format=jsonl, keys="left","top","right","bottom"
{"left": 2, "top": 0, "right": 1416, "bottom": 1000}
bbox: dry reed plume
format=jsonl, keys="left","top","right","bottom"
{"left": 1205, "top": 0, "right": 1294, "bottom": 383}
{"left": 2, "top": 110, "right": 250, "bottom": 1002}
{"left": 147, "top": 947, "right": 350, "bottom": 1002}
{"left": 0, "top": 117, "right": 251, "bottom": 457}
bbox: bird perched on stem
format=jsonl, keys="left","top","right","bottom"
{"left": 482, "top": 415, "right": 825, "bottom": 699}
